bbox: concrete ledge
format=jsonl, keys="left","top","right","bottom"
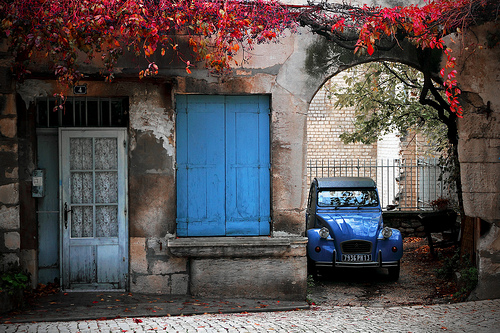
{"left": 168, "top": 236, "right": 307, "bottom": 258}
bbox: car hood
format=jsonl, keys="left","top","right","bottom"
{"left": 317, "top": 211, "right": 382, "bottom": 240}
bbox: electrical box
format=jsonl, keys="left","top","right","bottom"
{"left": 32, "top": 169, "right": 45, "bottom": 197}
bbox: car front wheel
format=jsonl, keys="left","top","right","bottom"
{"left": 388, "top": 260, "right": 400, "bottom": 281}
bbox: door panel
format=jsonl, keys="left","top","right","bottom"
{"left": 176, "top": 96, "right": 226, "bottom": 236}
{"left": 225, "top": 96, "right": 270, "bottom": 236}
{"left": 60, "top": 128, "right": 127, "bottom": 290}
{"left": 97, "top": 245, "right": 121, "bottom": 282}
{"left": 69, "top": 246, "right": 95, "bottom": 284}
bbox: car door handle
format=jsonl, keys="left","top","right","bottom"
{"left": 64, "top": 202, "right": 72, "bottom": 229}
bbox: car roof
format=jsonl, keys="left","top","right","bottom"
{"left": 315, "top": 177, "right": 377, "bottom": 189}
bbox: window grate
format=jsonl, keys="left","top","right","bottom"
{"left": 36, "top": 97, "right": 129, "bottom": 128}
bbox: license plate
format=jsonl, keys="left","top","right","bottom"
{"left": 342, "top": 254, "right": 372, "bottom": 262}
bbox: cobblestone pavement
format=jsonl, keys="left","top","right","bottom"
{"left": 1, "top": 299, "right": 498, "bottom": 333}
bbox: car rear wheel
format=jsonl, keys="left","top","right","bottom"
{"left": 388, "top": 260, "right": 400, "bottom": 281}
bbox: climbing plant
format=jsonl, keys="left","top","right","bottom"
{"left": 296, "top": 0, "right": 500, "bottom": 117}
{"left": 0, "top": 0, "right": 498, "bottom": 114}
{"left": 0, "top": 0, "right": 295, "bottom": 88}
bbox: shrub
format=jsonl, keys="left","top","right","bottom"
{"left": 0, "top": 262, "right": 30, "bottom": 295}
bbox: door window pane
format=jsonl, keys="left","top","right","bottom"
{"left": 71, "top": 206, "right": 93, "bottom": 238}
{"left": 70, "top": 138, "right": 93, "bottom": 170}
{"left": 71, "top": 172, "right": 93, "bottom": 204}
{"left": 96, "top": 206, "right": 118, "bottom": 237}
{"left": 95, "top": 172, "right": 118, "bottom": 204}
{"left": 95, "top": 138, "right": 117, "bottom": 170}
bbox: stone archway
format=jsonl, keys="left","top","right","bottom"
{"left": 277, "top": 22, "right": 500, "bottom": 300}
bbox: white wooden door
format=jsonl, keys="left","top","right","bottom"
{"left": 60, "top": 128, "right": 128, "bottom": 290}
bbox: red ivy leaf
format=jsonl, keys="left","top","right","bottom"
{"left": 367, "top": 43, "right": 375, "bottom": 56}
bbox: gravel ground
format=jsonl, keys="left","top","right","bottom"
{"left": 308, "top": 237, "right": 458, "bottom": 307}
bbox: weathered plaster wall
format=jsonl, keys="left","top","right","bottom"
{"left": 452, "top": 23, "right": 500, "bottom": 300}
{"left": 172, "top": 30, "right": 315, "bottom": 237}
{"left": 126, "top": 82, "right": 189, "bottom": 294}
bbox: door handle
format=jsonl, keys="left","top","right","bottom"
{"left": 64, "top": 202, "right": 72, "bottom": 229}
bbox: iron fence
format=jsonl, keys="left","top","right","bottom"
{"left": 307, "top": 159, "right": 453, "bottom": 210}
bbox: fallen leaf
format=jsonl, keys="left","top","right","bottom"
{"left": 133, "top": 318, "right": 143, "bottom": 323}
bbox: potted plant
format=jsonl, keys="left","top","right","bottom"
{"left": 430, "top": 198, "right": 450, "bottom": 211}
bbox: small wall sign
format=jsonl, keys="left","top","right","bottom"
{"left": 73, "top": 85, "right": 87, "bottom": 95}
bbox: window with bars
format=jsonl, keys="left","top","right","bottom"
{"left": 36, "top": 97, "right": 129, "bottom": 128}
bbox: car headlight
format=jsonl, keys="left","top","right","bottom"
{"left": 382, "top": 227, "right": 393, "bottom": 239}
{"left": 319, "top": 227, "right": 330, "bottom": 239}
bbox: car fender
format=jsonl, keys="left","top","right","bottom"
{"left": 375, "top": 228, "right": 403, "bottom": 261}
{"left": 307, "top": 229, "right": 336, "bottom": 262}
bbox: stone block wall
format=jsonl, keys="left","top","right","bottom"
{"left": 129, "top": 237, "right": 189, "bottom": 295}
{"left": 453, "top": 23, "right": 500, "bottom": 300}
{"left": 383, "top": 212, "right": 427, "bottom": 238}
{"left": 0, "top": 92, "right": 20, "bottom": 270}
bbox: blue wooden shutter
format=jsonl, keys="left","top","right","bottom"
{"left": 225, "top": 96, "right": 270, "bottom": 235}
{"left": 176, "top": 95, "right": 226, "bottom": 236}
{"left": 176, "top": 95, "right": 270, "bottom": 236}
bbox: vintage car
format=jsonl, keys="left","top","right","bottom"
{"left": 306, "top": 177, "right": 403, "bottom": 280}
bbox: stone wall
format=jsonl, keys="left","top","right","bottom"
{"left": 452, "top": 23, "right": 500, "bottom": 300}
{"left": 0, "top": 62, "right": 20, "bottom": 271}
{"left": 383, "top": 212, "right": 427, "bottom": 238}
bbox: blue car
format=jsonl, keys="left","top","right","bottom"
{"left": 306, "top": 177, "right": 403, "bottom": 280}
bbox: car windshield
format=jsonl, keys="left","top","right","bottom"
{"left": 317, "top": 189, "right": 379, "bottom": 208}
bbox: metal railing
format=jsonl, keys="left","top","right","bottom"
{"left": 307, "top": 159, "right": 453, "bottom": 210}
